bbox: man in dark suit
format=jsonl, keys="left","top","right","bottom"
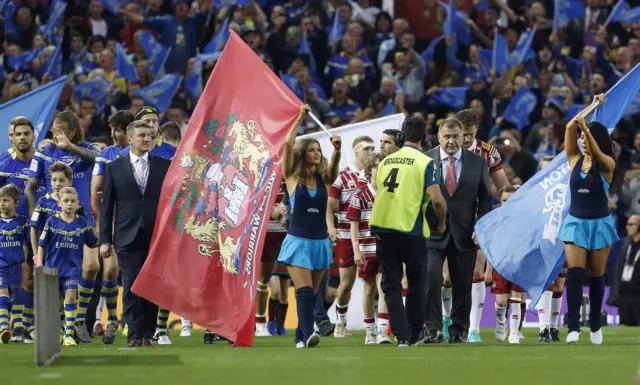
{"left": 424, "top": 118, "right": 492, "bottom": 343}
{"left": 99, "top": 120, "right": 171, "bottom": 347}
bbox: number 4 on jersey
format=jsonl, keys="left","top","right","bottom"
{"left": 383, "top": 168, "right": 400, "bottom": 192}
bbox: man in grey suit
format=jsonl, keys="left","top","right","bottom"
{"left": 424, "top": 118, "right": 492, "bottom": 344}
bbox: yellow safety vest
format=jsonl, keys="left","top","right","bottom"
{"left": 370, "top": 146, "right": 434, "bottom": 238}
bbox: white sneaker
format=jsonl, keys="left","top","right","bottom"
{"left": 566, "top": 331, "right": 580, "bottom": 344}
{"left": 296, "top": 341, "right": 305, "bottom": 348}
{"left": 508, "top": 334, "right": 520, "bottom": 344}
{"left": 495, "top": 322, "right": 507, "bottom": 342}
{"left": 255, "top": 323, "right": 271, "bottom": 337}
{"left": 365, "top": 331, "right": 376, "bottom": 345}
{"left": 590, "top": 329, "right": 603, "bottom": 345}
{"left": 518, "top": 331, "right": 525, "bottom": 339}
{"left": 376, "top": 332, "right": 392, "bottom": 344}
{"left": 180, "top": 323, "right": 192, "bottom": 337}
{"left": 157, "top": 333, "right": 172, "bottom": 345}
{"left": 334, "top": 322, "right": 346, "bottom": 338}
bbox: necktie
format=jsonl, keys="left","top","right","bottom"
{"left": 134, "top": 157, "right": 148, "bottom": 194}
{"left": 445, "top": 156, "right": 457, "bottom": 195}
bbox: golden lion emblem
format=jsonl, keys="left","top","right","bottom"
{"left": 227, "top": 119, "right": 268, "bottom": 187}
{"left": 184, "top": 214, "right": 239, "bottom": 275}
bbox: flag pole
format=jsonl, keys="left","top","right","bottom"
{"left": 308, "top": 112, "right": 333, "bottom": 138}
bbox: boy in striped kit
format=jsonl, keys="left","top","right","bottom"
{"left": 36, "top": 187, "right": 99, "bottom": 346}
{"left": 0, "top": 184, "right": 29, "bottom": 344}
{"left": 346, "top": 153, "right": 391, "bottom": 345}
{"left": 328, "top": 136, "right": 375, "bottom": 338}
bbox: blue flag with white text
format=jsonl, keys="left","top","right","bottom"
{"left": 476, "top": 62, "right": 640, "bottom": 310}
{"left": 508, "top": 28, "right": 536, "bottom": 67}
{"left": 133, "top": 73, "right": 182, "bottom": 112}
{"left": 502, "top": 86, "right": 538, "bottom": 129}
{"left": 0, "top": 76, "right": 67, "bottom": 148}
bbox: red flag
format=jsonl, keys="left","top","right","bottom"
{"left": 132, "top": 30, "right": 302, "bottom": 347}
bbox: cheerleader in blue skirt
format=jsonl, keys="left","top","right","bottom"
{"left": 279, "top": 105, "right": 342, "bottom": 348}
{"left": 558, "top": 95, "right": 619, "bottom": 345}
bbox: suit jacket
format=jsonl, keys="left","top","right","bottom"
{"left": 609, "top": 236, "right": 632, "bottom": 305}
{"left": 425, "top": 147, "right": 492, "bottom": 251}
{"left": 99, "top": 154, "right": 171, "bottom": 252}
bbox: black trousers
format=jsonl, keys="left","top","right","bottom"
{"left": 618, "top": 294, "right": 640, "bottom": 326}
{"left": 116, "top": 231, "right": 157, "bottom": 340}
{"left": 376, "top": 232, "right": 426, "bottom": 342}
{"left": 425, "top": 237, "right": 475, "bottom": 336}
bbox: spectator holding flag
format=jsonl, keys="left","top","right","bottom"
{"left": 557, "top": 95, "right": 619, "bottom": 345}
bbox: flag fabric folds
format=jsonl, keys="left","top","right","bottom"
{"left": 553, "top": 0, "right": 585, "bottom": 31}
{"left": 503, "top": 86, "right": 538, "bottom": 129}
{"left": 138, "top": 31, "right": 170, "bottom": 80}
{"left": 328, "top": 11, "right": 343, "bottom": 47}
{"left": 204, "top": 18, "right": 230, "bottom": 54}
{"left": 429, "top": 87, "right": 469, "bottom": 109}
{"left": 133, "top": 73, "right": 183, "bottom": 112}
{"left": 0, "top": 76, "right": 67, "bottom": 148}
{"left": 115, "top": 43, "right": 139, "bottom": 82}
{"left": 74, "top": 77, "right": 111, "bottom": 113}
{"left": 475, "top": 63, "right": 640, "bottom": 311}
{"left": 131, "top": 31, "right": 302, "bottom": 347}
{"left": 40, "top": 0, "right": 66, "bottom": 41}
{"left": 7, "top": 47, "right": 44, "bottom": 72}
{"left": 99, "top": 0, "right": 121, "bottom": 14}
{"left": 492, "top": 31, "right": 509, "bottom": 76}
{"left": 45, "top": 42, "right": 63, "bottom": 79}
{"left": 184, "top": 53, "right": 221, "bottom": 99}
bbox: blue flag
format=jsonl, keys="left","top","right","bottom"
{"left": 567, "top": 104, "right": 585, "bottom": 119}
{"left": 45, "top": 42, "right": 63, "bottom": 79}
{"left": 503, "top": 86, "right": 537, "bottom": 129}
{"left": 74, "top": 77, "right": 111, "bottom": 113}
{"left": 508, "top": 28, "right": 536, "bottom": 67}
{"left": 280, "top": 74, "right": 304, "bottom": 101}
{"left": 440, "top": 1, "right": 471, "bottom": 46}
{"left": 328, "top": 10, "right": 343, "bottom": 47}
{"left": 553, "top": 0, "right": 584, "bottom": 31}
{"left": 298, "top": 30, "right": 317, "bottom": 73}
{"left": 476, "top": 62, "right": 640, "bottom": 311}
{"left": 99, "top": 0, "right": 121, "bottom": 14}
{"left": 492, "top": 32, "right": 509, "bottom": 76}
{"left": 4, "top": 1, "right": 15, "bottom": 35}
{"left": 7, "top": 47, "right": 44, "bottom": 72}
{"left": 203, "top": 18, "right": 230, "bottom": 54}
{"left": 625, "top": 93, "right": 640, "bottom": 117}
{"left": 40, "top": 0, "right": 66, "bottom": 40}
{"left": 213, "top": 0, "right": 250, "bottom": 6}
{"left": 138, "top": 31, "right": 170, "bottom": 80}
{"left": 115, "top": 43, "right": 138, "bottom": 82}
{"left": 184, "top": 53, "right": 220, "bottom": 99}
{"left": 421, "top": 36, "right": 444, "bottom": 63}
{"left": 133, "top": 73, "right": 182, "bottom": 112}
{"left": 382, "top": 99, "right": 394, "bottom": 116}
{"left": 605, "top": 0, "right": 627, "bottom": 25}
{"left": 0, "top": 76, "right": 67, "bottom": 148}
{"left": 611, "top": 6, "right": 640, "bottom": 23}
{"left": 429, "top": 87, "right": 468, "bottom": 109}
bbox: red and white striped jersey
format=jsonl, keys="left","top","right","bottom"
{"left": 345, "top": 183, "right": 376, "bottom": 255}
{"left": 329, "top": 165, "right": 361, "bottom": 240}
{"left": 468, "top": 138, "right": 503, "bottom": 173}
{"left": 267, "top": 182, "right": 287, "bottom": 233}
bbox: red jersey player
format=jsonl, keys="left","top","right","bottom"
{"left": 346, "top": 153, "right": 392, "bottom": 345}
{"left": 327, "top": 136, "right": 375, "bottom": 338}
{"left": 440, "top": 110, "right": 511, "bottom": 343}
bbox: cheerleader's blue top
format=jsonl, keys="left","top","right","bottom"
{"left": 277, "top": 173, "right": 332, "bottom": 270}
{"left": 558, "top": 156, "right": 620, "bottom": 250}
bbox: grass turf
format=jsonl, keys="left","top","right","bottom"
{"left": 3, "top": 328, "right": 639, "bottom": 385}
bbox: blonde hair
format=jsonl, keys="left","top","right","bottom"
{"left": 59, "top": 187, "right": 78, "bottom": 198}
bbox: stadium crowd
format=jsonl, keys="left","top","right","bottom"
{"left": 0, "top": 0, "right": 640, "bottom": 348}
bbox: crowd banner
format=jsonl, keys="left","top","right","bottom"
{"left": 297, "top": 114, "right": 405, "bottom": 169}
{"left": 132, "top": 30, "right": 302, "bottom": 347}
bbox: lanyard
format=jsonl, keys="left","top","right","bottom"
{"left": 625, "top": 243, "right": 640, "bottom": 266}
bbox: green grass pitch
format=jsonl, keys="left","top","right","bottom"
{"left": 3, "top": 328, "right": 640, "bottom": 385}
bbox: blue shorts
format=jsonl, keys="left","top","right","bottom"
{"left": 0, "top": 264, "right": 22, "bottom": 293}
{"left": 59, "top": 277, "right": 79, "bottom": 293}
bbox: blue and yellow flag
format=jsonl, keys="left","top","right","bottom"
{"left": 133, "top": 73, "right": 183, "bottom": 112}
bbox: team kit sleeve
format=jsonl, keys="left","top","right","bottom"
{"left": 38, "top": 221, "right": 51, "bottom": 248}
{"left": 93, "top": 150, "right": 109, "bottom": 176}
{"left": 84, "top": 224, "right": 99, "bottom": 248}
{"left": 424, "top": 160, "right": 439, "bottom": 187}
{"left": 487, "top": 144, "right": 504, "bottom": 172}
{"left": 27, "top": 151, "right": 46, "bottom": 180}
{"left": 329, "top": 172, "right": 343, "bottom": 199}
{"left": 30, "top": 200, "right": 43, "bottom": 229}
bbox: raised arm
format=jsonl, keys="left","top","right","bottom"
{"left": 577, "top": 106, "right": 615, "bottom": 176}
{"left": 565, "top": 99, "right": 602, "bottom": 166}
{"left": 283, "top": 105, "right": 310, "bottom": 179}
{"left": 51, "top": 127, "right": 99, "bottom": 164}
{"left": 324, "top": 135, "right": 342, "bottom": 185}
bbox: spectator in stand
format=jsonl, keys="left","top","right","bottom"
{"left": 326, "top": 78, "right": 360, "bottom": 128}
{"left": 344, "top": 58, "right": 374, "bottom": 108}
{"left": 325, "top": 32, "right": 376, "bottom": 90}
{"left": 392, "top": 46, "right": 425, "bottom": 111}
{"left": 120, "top": 3, "right": 152, "bottom": 53}
{"left": 610, "top": 214, "right": 640, "bottom": 326}
{"left": 376, "top": 18, "right": 408, "bottom": 68}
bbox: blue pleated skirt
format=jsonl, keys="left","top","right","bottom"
{"left": 277, "top": 234, "right": 333, "bottom": 271}
{"left": 557, "top": 214, "right": 619, "bottom": 250}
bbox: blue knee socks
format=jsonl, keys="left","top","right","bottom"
{"left": 566, "top": 267, "right": 584, "bottom": 332}
{"left": 296, "top": 287, "right": 314, "bottom": 341}
{"left": 589, "top": 275, "right": 605, "bottom": 332}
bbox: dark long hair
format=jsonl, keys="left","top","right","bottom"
{"left": 585, "top": 121, "right": 616, "bottom": 190}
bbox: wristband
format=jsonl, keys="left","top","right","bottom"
{"left": 352, "top": 241, "right": 360, "bottom": 247}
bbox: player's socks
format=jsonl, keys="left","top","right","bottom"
{"left": 323, "top": 300, "right": 333, "bottom": 312}
{"left": 377, "top": 313, "right": 389, "bottom": 335}
{"left": 102, "top": 279, "right": 119, "bottom": 325}
{"left": 588, "top": 275, "right": 605, "bottom": 332}
{"left": 550, "top": 291, "right": 563, "bottom": 329}
{"left": 11, "top": 290, "right": 24, "bottom": 331}
{"left": 268, "top": 298, "right": 278, "bottom": 322}
{"left": 469, "top": 281, "right": 485, "bottom": 331}
{"left": 0, "top": 295, "right": 10, "bottom": 333}
{"left": 76, "top": 277, "right": 96, "bottom": 323}
{"left": 276, "top": 302, "right": 288, "bottom": 327}
{"left": 295, "top": 287, "right": 314, "bottom": 340}
{"left": 566, "top": 267, "right": 584, "bottom": 332}
{"left": 495, "top": 303, "right": 507, "bottom": 325}
{"left": 441, "top": 286, "right": 452, "bottom": 318}
{"left": 64, "top": 303, "right": 77, "bottom": 338}
{"left": 22, "top": 289, "right": 34, "bottom": 332}
{"left": 156, "top": 308, "right": 170, "bottom": 332}
{"left": 519, "top": 301, "right": 526, "bottom": 330}
{"left": 336, "top": 303, "right": 348, "bottom": 325}
{"left": 508, "top": 299, "right": 521, "bottom": 339}
{"left": 364, "top": 317, "right": 375, "bottom": 333}
{"left": 538, "top": 290, "right": 552, "bottom": 331}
